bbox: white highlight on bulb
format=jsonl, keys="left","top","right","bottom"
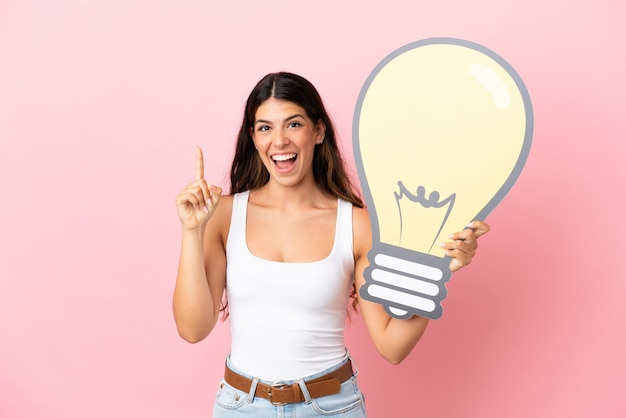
{"left": 469, "top": 63, "right": 512, "bottom": 109}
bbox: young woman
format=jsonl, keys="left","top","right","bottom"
{"left": 174, "top": 72, "right": 489, "bottom": 417}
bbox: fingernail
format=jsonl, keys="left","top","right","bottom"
{"left": 202, "top": 206, "right": 209, "bottom": 213}
{"left": 438, "top": 242, "right": 445, "bottom": 247}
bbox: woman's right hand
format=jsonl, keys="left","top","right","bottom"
{"left": 175, "top": 146, "right": 222, "bottom": 231}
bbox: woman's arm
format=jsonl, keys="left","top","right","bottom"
{"left": 172, "top": 147, "right": 227, "bottom": 343}
{"left": 353, "top": 207, "right": 489, "bottom": 364}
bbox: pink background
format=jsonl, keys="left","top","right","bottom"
{"left": 1, "top": 1, "right": 625, "bottom": 417}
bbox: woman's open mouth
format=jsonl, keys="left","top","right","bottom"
{"left": 271, "top": 153, "right": 297, "bottom": 170}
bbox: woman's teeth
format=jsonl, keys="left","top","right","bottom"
{"left": 272, "top": 153, "right": 296, "bottom": 162}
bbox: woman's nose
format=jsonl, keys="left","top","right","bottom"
{"left": 273, "top": 129, "right": 289, "bottom": 147}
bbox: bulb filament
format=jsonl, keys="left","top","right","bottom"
{"left": 394, "top": 182, "right": 456, "bottom": 251}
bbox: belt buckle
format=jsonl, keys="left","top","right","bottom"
{"left": 267, "top": 382, "right": 289, "bottom": 406}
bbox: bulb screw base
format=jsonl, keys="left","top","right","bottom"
{"left": 359, "top": 243, "right": 452, "bottom": 320}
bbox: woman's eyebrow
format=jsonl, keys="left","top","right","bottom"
{"left": 254, "top": 114, "right": 305, "bottom": 125}
{"left": 285, "top": 114, "right": 305, "bottom": 121}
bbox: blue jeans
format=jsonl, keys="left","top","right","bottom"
{"left": 212, "top": 356, "right": 367, "bottom": 417}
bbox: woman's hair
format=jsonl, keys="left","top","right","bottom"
{"left": 230, "top": 72, "right": 363, "bottom": 208}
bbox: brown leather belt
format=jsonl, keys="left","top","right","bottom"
{"left": 223, "top": 360, "right": 354, "bottom": 405}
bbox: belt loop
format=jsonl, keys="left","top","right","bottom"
{"left": 297, "top": 379, "right": 313, "bottom": 404}
{"left": 349, "top": 356, "right": 359, "bottom": 377}
{"left": 247, "top": 377, "right": 259, "bottom": 403}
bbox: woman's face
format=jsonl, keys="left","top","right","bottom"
{"left": 251, "top": 98, "right": 325, "bottom": 189}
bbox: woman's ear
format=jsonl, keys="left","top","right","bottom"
{"left": 316, "top": 120, "right": 326, "bottom": 144}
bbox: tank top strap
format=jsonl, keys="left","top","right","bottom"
{"left": 227, "top": 191, "right": 250, "bottom": 254}
{"left": 335, "top": 198, "right": 354, "bottom": 259}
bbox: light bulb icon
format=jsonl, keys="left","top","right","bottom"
{"left": 353, "top": 38, "right": 533, "bottom": 319}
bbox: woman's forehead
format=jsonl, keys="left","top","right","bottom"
{"left": 254, "top": 98, "right": 308, "bottom": 121}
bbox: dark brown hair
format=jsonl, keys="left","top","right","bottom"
{"left": 230, "top": 72, "right": 363, "bottom": 208}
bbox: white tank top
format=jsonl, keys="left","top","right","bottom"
{"left": 226, "top": 190, "right": 354, "bottom": 381}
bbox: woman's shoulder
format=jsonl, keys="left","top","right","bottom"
{"left": 352, "top": 206, "right": 372, "bottom": 255}
{"left": 215, "top": 193, "right": 235, "bottom": 216}
{"left": 207, "top": 193, "right": 235, "bottom": 232}
{"left": 352, "top": 205, "right": 370, "bottom": 225}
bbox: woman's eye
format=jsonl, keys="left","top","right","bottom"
{"left": 288, "top": 122, "right": 302, "bottom": 128}
{"left": 257, "top": 125, "right": 270, "bottom": 132}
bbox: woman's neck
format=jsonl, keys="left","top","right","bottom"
{"left": 250, "top": 181, "right": 334, "bottom": 210}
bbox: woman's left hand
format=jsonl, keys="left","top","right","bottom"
{"left": 440, "top": 220, "right": 491, "bottom": 272}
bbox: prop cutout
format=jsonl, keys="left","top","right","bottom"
{"left": 354, "top": 38, "right": 533, "bottom": 319}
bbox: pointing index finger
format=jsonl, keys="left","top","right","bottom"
{"left": 195, "top": 145, "right": 204, "bottom": 180}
